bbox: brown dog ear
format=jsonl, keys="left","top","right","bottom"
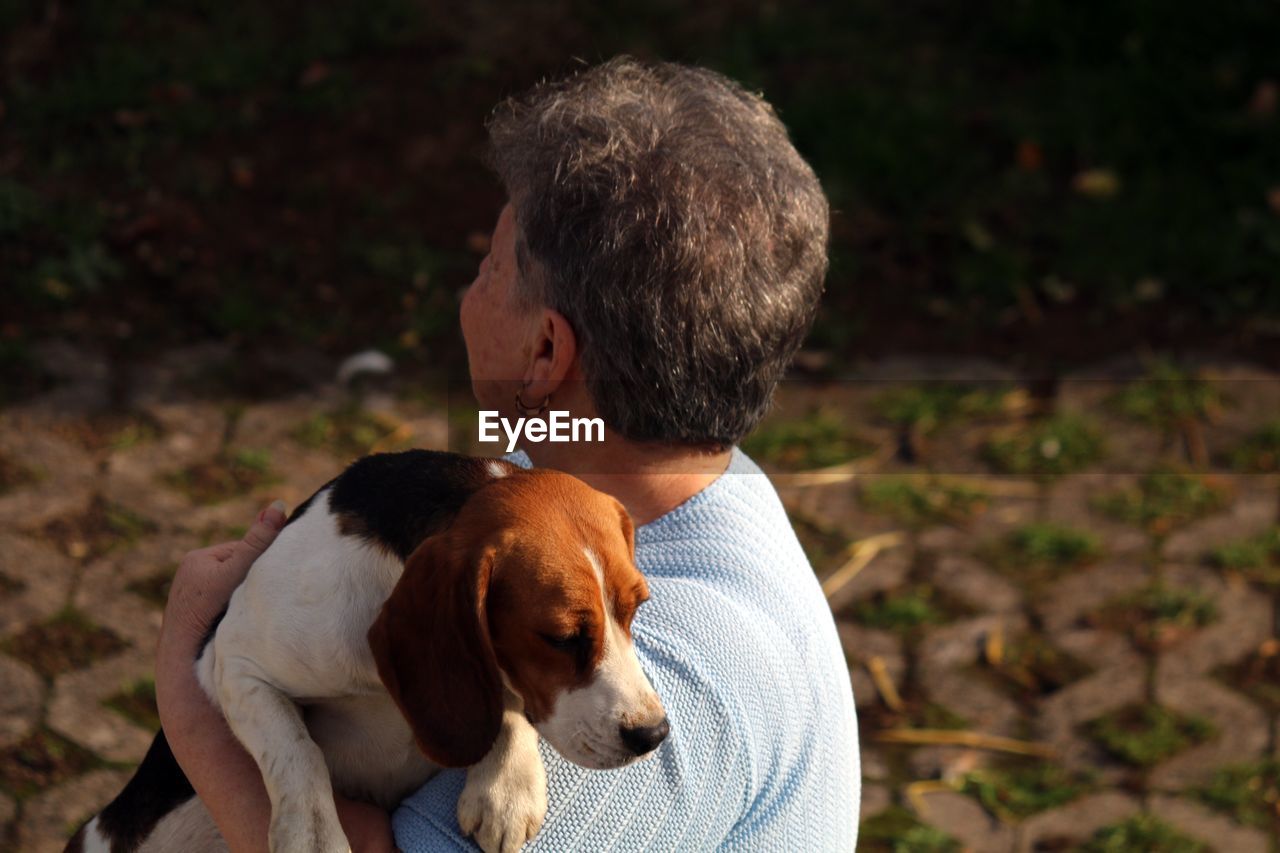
{"left": 367, "top": 531, "right": 504, "bottom": 768}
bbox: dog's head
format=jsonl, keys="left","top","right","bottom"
{"left": 367, "top": 467, "right": 669, "bottom": 769}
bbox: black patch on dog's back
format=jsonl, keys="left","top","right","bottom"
{"left": 327, "top": 450, "right": 505, "bottom": 561}
{"left": 92, "top": 729, "right": 196, "bottom": 850}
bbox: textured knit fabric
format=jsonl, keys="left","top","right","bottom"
{"left": 393, "top": 448, "right": 860, "bottom": 851}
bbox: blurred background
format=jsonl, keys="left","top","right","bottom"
{"left": 2, "top": 0, "right": 1279, "bottom": 391}
{"left": 2, "top": 2, "right": 1280, "bottom": 851}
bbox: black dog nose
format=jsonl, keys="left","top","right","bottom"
{"left": 620, "top": 717, "right": 670, "bottom": 756}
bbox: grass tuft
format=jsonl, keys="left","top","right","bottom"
{"left": 1078, "top": 814, "right": 1207, "bottom": 853}
{"left": 1195, "top": 758, "right": 1280, "bottom": 831}
{"left": 1092, "top": 469, "right": 1231, "bottom": 535}
{"left": 1231, "top": 421, "right": 1280, "bottom": 472}
{"left": 858, "top": 805, "right": 959, "bottom": 853}
{"left": 859, "top": 477, "right": 988, "bottom": 526}
{"left": 1207, "top": 527, "right": 1280, "bottom": 588}
{"left": 1087, "top": 704, "right": 1214, "bottom": 767}
{"left": 1092, "top": 583, "right": 1216, "bottom": 651}
{"left": 983, "top": 415, "right": 1105, "bottom": 479}
{"left": 959, "top": 761, "right": 1093, "bottom": 819}
{"left": 743, "top": 408, "right": 877, "bottom": 471}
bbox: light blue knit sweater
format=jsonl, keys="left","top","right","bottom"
{"left": 393, "top": 448, "right": 860, "bottom": 850}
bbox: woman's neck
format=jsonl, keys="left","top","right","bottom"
{"left": 523, "top": 436, "right": 733, "bottom": 526}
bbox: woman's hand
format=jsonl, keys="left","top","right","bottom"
{"left": 155, "top": 501, "right": 396, "bottom": 853}
{"left": 155, "top": 501, "right": 288, "bottom": 853}
{"left": 160, "top": 500, "right": 287, "bottom": 659}
{"left": 337, "top": 795, "right": 399, "bottom": 853}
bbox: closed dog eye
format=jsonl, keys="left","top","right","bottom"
{"left": 539, "top": 631, "right": 584, "bottom": 652}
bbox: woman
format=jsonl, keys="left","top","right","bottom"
{"left": 157, "top": 57, "right": 860, "bottom": 851}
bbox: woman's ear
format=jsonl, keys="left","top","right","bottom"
{"left": 367, "top": 532, "right": 503, "bottom": 768}
{"left": 522, "top": 307, "right": 578, "bottom": 401}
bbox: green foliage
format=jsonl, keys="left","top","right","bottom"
{"left": 1095, "top": 583, "right": 1216, "bottom": 651}
{"left": 1195, "top": 759, "right": 1280, "bottom": 830}
{"left": 959, "top": 761, "right": 1093, "bottom": 819}
{"left": 164, "top": 448, "right": 279, "bottom": 505}
{"left": 1087, "top": 704, "right": 1215, "bottom": 767}
{"left": 858, "top": 806, "right": 960, "bottom": 853}
{"left": 1093, "top": 469, "right": 1231, "bottom": 534}
{"left": 1078, "top": 814, "right": 1207, "bottom": 853}
{"left": 103, "top": 678, "right": 161, "bottom": 731}
{"left": 853, "top": 584, "right": 964, "bottom": 633}
{"left": 983, "top": 415, "right": 1105, "bottom": 479}
{"left": 1112, "top": 361, "right": 1228, "bottom": 427}
{"left": 872, "top": 384, "right": 1010, "bottom": 432}
{"left": 860, "top": 477, "right": 988, "bottom": 526}
{"left": 292, "top": 403, "right": 404, "bottom": 460}
{"left": 1231, "top": 421, "right": 1280, "bottom": 473}
{"left": 1003, "top": 523, "right": 1101, "bottom": 571}
{"left": 1208, "top": 527, "right": 1280, "bottom": 587}
{"left": 743, "top": 409, "right": 876, "bottom": 471}
{"left": 103, "top": 502, "right": 159, "bottom": 545}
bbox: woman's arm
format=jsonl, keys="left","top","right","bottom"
{"left": 154, "top": 502, "right": 395, "bottom": 853}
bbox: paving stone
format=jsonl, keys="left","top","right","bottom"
{"left": 914, "top": 789, "right": 1016, "bottom": 852}
{"left": 963, "top": 496, "right": 1044, "bottom": 543}
{"left": 919, "top": 615, "right": 1027, "bottom": 675}
{"left": 837, "top": 622, "right": 905, "bottom": 710}
{"left": 73, "top": 555, "right": 166, "bottom": 650}
{"left": 1051, "top": 627, "right": 1144, "bottom": 672}
{"left": 1149, "top": 794, "right": 1270, "bottom": 853}
{"left": 1043, "top": 473, "right": 1152, "bottom": 553}
{"left": 775, "top": 481, "right": 902, "bottom": 545}
{"left": 825, "top": 544, "right": 913, "bottom": 615}
{"left": 1154, "top": 567, "right": 1271, "bottom": 681}
{"left": 917, "top": 525, "right": 972, "bottom": 552}
{"left": 0, "top": 421, "right": 97, "bottom": 529}
{"left": 1037, "top": 664, "right": 1147, "bottom": 773}
{"left": 860, "top": 783, "right": 890, "bottom": 820}
{"left": 908, "top": 746, "right": 990, "bottom": 781}
{"left": 930, "top": 554, "right": 1024, "bottom": 614}
{"left": 1055, "top": 373, "right": 1168, "bottom": 474}
{"left": 1015, "top": 791, "right": 1141, "bottom": 853}
{"left": 14, "top": 768, "right": 132, "bottom": 853}
{"left": 0, "top": 789, "right": 14, "bottom": 832}
{"left": 861, "top": 747, "right": 890, "bottom": 782}
{"left": 0, "top": 533, "right": 76, "bottom": 636}
{"left": 47, "top": 649, "right": 156, "bottom": 763}
{"left": 1150, "top": 676, "right": 1270, "bottom": 790}
{"left": 923, "top": 671, "right": 1023, "bottom": 737}
{"left": 1198, "top": 363, "right": 1280, "bottom": 461}
{"left": 0, "top": 654, "right": 44, "bottom": 749}
{"left": 1036, "top": 559, "right": 1152, "bottom": 636}
{"left": 1162, "top": 491, "right": 1278, "bottom": 562}
{"left": 100, "top": 403, "right": 231, "bottom": 523}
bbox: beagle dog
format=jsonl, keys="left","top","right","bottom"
{"left": 68, "top": 450, "right": 669, "bottom": 853}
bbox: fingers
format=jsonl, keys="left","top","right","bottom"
{"left": 230, "top": 499, "right": 287, "bottom": 570}
{"left": 162, "top": 500, "right": 289, "bottom": 650}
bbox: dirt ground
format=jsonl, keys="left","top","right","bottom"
{"left": 1, "top": 343, "right": 1278, "bottom": 851}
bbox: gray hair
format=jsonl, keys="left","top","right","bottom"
{"left": 486, "top": 57, "right": 829, "bottom": 449}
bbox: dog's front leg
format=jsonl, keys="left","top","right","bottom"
{"left": 457, "top": 699, "right": 548, "bottom": 853}
{"left": 215, "top": 657, "right": 349, "bottom": 853}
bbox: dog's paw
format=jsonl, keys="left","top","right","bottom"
{"left": 268, "top": 806, "right": 350, "bottom": 853}
{"left": 457, "top": 754, "right": 548, "bottom": 853}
